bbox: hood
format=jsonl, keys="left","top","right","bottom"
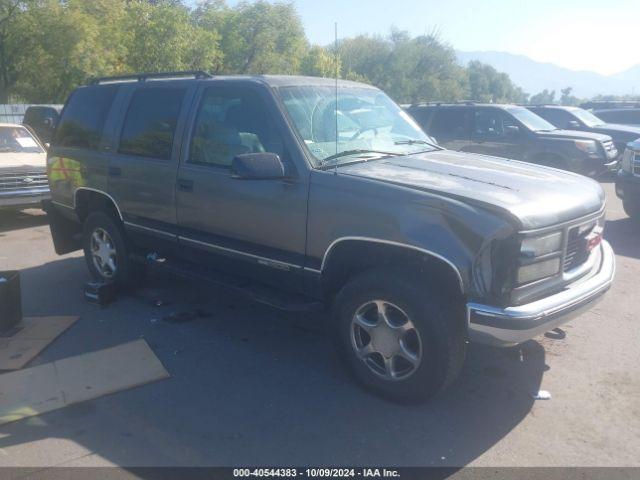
{"left": 536, "top": 129, "right": 611, "bottom": 143}
{"left": 338, "top": 150, "right": 605, "bottom": 230}
{"left": 592, "top": 123, "right": 640, "bottom": 138}
{"left": 0, "top": 152, "right": 47, "bottom": 170}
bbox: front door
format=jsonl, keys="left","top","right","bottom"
{"left": 175, "top": 82, "right": 308, "bottom": 291}
{"left": 468, "top": 108, "right": 526, "bottom": 160}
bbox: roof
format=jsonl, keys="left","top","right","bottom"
{"left": 87, "top": 72, "right": 375, "bottom": 90}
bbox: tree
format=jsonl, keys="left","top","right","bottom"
{"left": 0, "top": 0, "right": 28, "bottom": 102}
{"left": 466, "top": 60, "right": 528, "bottom": 103}
{"left": 529, "top": 89, "right": 556, "bottom": 105}
{"left": 559, "top": 86, "right": 580, "bottom": 106}
{"left": 300, "top": 45, "right": 338, "bottom": 78}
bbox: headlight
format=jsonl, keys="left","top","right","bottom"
{"left": 520, "top": 232, "right": 562, "bottom": 258}
{"left": 517, "top": 231, "right": 563, "bottom": 285}
{"left": 574, "top": 140, "right": 598, "bottom": 155}
{"left": 620, "top": 149, "right": 634, "bottom": 172}
{"left": 517, "top": 258, "right": 562, "bottom": 284}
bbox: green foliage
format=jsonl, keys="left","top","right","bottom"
{"left": 1, "top": 0, "right": 532, "bottom": 106}
{"left": 529, "top": 89, "right": 556, "bottom": 105}
{"left": 466, "top": 60, "right": 528, "bottom": 104}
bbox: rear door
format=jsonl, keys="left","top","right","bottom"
{"left": 175, "top": 81, "right": 309, "bottom": 291}
{"left": 106, "top": 82, "right": 196, "bottom": 249}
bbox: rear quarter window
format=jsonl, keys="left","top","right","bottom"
{"left": 53, "top": 85, "right": 118, "bottom": 150}
{"left": 430, "top": 108, "right": 472, "bottom": 137}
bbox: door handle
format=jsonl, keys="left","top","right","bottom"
{"left": 177, "top": 178, "right": 194, "bottom": 192}
{"left": 108, "top": 166, "right": 121, "bottom": 177}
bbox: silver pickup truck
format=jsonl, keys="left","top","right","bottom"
{"left": 0, "top": 123, "right": 50, "bottom": 210}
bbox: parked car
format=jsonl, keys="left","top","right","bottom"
{"left": 616, "top": 140, "right": 640, "bottom": 221}
{"left": 44, "top": 72, "right": 615, "bottom": 402}
{"left": 405, "top": 103, "right": 618, "bottom": 176}
{"left": 589, "top": 108, "right": 640, "bottom": 127}
{"left": 0, "top": 123, "right": 50, "bottom": 210}
{"left": 22, "top": 105, "right": 61, "bottom": 144}
{"left": 527, "top": 105, "right": 640, "bottom": 159}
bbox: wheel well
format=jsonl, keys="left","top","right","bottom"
{"left": 321, "top": 240, "right": 464, "bottom": 303}
{"left": 75, "top": 189, "right": 121, "bottom": 224}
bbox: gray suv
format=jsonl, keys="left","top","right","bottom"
{"left": 44, "top": 72, "right": 615, "bottom": 402}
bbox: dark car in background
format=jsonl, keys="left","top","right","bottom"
{"left": 616, "top": 139, "right": 640, "bottom": 221}
{"left": 590, "top": 108, "right": 640, "bottom": 127}
{"left": 528, "top": 105, "right": 640, "bottom": 156}
{"left": 22, "top": 105, "right": 62, "bottom": 144}
{"left": 405, "top": 103, "right": 618, "bottom": 176}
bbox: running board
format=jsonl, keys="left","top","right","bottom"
{"left": 133, "top": 254, "right": 324, "bottom": 312}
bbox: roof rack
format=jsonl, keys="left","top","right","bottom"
{"left": 89, "top": 71, "right": 212, "bottom": 85}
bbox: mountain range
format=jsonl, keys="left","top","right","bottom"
{"left": 456, "top": 50, "right": 640, "bottom": 99}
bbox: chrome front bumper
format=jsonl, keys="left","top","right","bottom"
{"left": 467, "top": 240, "right": 615, "bottom": 347}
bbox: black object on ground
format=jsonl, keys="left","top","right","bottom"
{"left": 0, "top": 271, "right": 22, "bottom": 333}
{"left": 84, "top": 281, "right": 117, "bottom": 306}
{"left": 162, "top": 309, "right": 212, "bottom": 324}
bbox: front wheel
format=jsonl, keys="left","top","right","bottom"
{"left": 333, "top": 268, "right": 466, "bottom": 403}
{"left": 82, "top": 211, "right": 144, "bottom": 288}
{"left": 623, "top": 198, "right": 640, "bottom": 221}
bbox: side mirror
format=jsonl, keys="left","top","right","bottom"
{"left": 231, "top": 152, "right": 287, "bottom": 180}
{"left": 505, "top": 125, "right": 520, "bottom": 136}
{"left": 567, "top": 120, "right": 580, "bottom": 128}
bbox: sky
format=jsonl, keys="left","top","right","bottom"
{"left": 223, "top": 0, "right": 640, "bottom": 76}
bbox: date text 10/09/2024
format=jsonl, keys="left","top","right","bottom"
{"left": 233, "top": 469, "right": 401, "bottom": 478}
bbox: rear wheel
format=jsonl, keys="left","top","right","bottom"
{"left": 83, "top": 211, "right": 144, "bottom": 288}
{"left": 333, "top": 268, "right": 466, "bottom": 402}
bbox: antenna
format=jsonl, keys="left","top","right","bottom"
{"left": 335, "top": 21, "right": 339, "bottom": 157}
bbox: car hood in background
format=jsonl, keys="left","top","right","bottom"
{"left": 592, "top": 123, "right": 640, "bottom": 139}
{"left": 535, "top": 129, "right": 612, "bottom": 143}
{"left": 0, "top": 152, "right": 47, "bottom": 170}
{"left": 338, "top": 150, "right": 605, "bottom": 230}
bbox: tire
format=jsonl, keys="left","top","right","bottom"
{"left": 333, "top": 268, "right": 466, "bottom": 403}
{"left": 82, "top": 211, "right": 144, "bottom": 288}
{"left": 623, "top": 198, "right": 640, "bottom": 221}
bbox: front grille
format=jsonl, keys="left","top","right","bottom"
{"left": 0, "top": 171, "right": 49, "bottom": 193}
{"left": 563, "top": 221, "right": 597, "bottom": 272}
{"left": 633, "top": 152, "right": 640, "bottom": 176}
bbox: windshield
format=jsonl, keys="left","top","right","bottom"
{"left": 506, "top": 106, "right": 557, "bottom": 132}
{"left": 277, "top": 85, "right": 437, "bottom": 166}
{"left": 0, "top": 126, "right": 44, "bottom": 153}
{"left": 571, "top": 108, "right": 605, "bottom": 128}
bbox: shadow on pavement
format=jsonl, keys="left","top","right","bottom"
{"left": 0, "top": 257, "right": 547, "bottom": 467}
{"left": 0, "top": 209, "right": 48, "bottom": 234}
{"left": 605, "top": 217, "right": 640, "bottom": 261}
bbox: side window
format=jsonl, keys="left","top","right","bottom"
{"left": 53, "top": 86, "right": 117, "bottom": 149}
{"left": 407, "top": 108, "right": 433, "bottom": 129}
{"left": 535, "top": 109, "right": 571, "bottom": 128}
{"left": 188, "top": 86, "right": 284, "bottom": 168}
{"left": 430, "top": 109, "right": 471, "bottom": 138}
{"left": 473, "top": 109, "right": 518, "bottom": 138}
{"left": 118, "top": 88, "right": 186, "bottom": 160}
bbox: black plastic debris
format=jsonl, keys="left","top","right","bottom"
{"left": 84, "top": 281, "right": 117, "bottom": 306}
{"left": 162, "top": 308, "right": 212, "bottom": 324}
{"left": 0, "top": 271, "right": 22, "bottom": 333}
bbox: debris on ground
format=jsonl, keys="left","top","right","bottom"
{"left": 544, "top": 328, "right": 566, "bottom": 340}
{"left": 532, "top": 390, "right": 552, "bottom": 400}
{"left": 84, "top": 281, "right": 117, "bottom": 307}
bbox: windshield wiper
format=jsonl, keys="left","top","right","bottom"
{"left": 320, "top": 149, "right": 398, "bottom": 165}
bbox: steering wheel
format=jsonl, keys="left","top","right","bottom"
{"left": 349, "top": 126, "right": 378, "bottom": 141}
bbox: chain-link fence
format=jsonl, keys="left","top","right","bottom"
{"left": 0, "top": 104, "right": 63, "bottom": 124}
